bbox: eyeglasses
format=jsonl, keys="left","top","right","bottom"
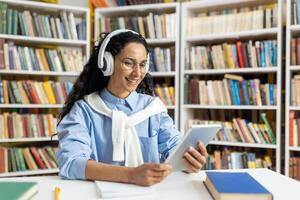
{"left": 121, "top": 58, "right": 149, "bottom": 74}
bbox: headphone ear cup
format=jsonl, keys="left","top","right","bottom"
{"left": 103, "top": 52, "right": 114, "bottom": 76}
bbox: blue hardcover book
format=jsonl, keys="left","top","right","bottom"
{"left": 260, "top": 42, "right": 266, "bottom": 67}
{"left": 232, "top": 80, "right": 241, "bottom": 105}
{"left": 269, "top": 84, "right": 274, "bottom": 106}
{"left": 241, "top": 80, "right": 250, "bottom": 105}
{"left": 204, "top": 172, "right": 273, "bottom": 200}
{"left": 228, "top": 80, "right": 237, "bottom": 105}
{"left": 272, "top": 40, "right": 277, "bottom": 66}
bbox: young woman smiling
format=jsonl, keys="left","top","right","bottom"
{"left": 56, "top": 29, "right": 208, "bottom": 186}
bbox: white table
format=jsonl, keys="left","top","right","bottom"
{"left": 1, "top": 168, "right": 300, "bottom": 200}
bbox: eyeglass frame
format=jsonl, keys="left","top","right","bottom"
{"left": 120, "top": 57, "right": 149, "bottom": 74}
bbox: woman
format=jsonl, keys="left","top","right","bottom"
{"left": 56, "top": 29, "right": 208, "bottom": 186}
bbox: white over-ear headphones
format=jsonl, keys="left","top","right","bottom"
{"left": 97, "top": 29, "right": 150, "bottom": 76}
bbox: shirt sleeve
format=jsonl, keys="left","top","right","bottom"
{"left": 157, "top": 111, "right": 182, "bottom": 162}
{"left": 56, "top": 102, "right": 92, "bottom": 180}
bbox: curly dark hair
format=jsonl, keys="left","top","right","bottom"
{"left": 59, "top": 31, "right": 154, "bottom": 121}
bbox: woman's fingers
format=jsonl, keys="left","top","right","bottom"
{"left": 182, "top": 157, "right": 199, "bottom": 173}
{"left": 197, "top": 141, "right": 208, "bottom": 158}
{"left": 183, "top": 151, "right": 203, "bottom": 169}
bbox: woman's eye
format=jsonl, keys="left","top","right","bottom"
{"left": 140, "top": 62, "right": 147, "bottom": 68}
{"left": 124, "top": 61, "right": 133, "bottom": 67}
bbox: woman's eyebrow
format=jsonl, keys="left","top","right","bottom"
{"left": 123, "top": 57, "right": 148, "bottom": 62}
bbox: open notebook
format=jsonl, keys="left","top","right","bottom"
{"left": 94, "top": 180, "right": 153, "bottom": 198}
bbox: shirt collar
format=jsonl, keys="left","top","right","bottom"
{"left": 100, "top": 88, "right": 138, "bottom": 110}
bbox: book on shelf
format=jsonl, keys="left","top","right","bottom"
{"left": 96, "top": 13, "right": 175, "bottom": 39}
{"left": 0, "top": 38, "right": 84, "bottom": 72}
{"left": 0, "top": 2, "right": 86, "bottom": 40}
{"left": 291, "top": 75, "right": 300, "bottom": 106}
{"left": 149, "top": 46, "right": 175, "bottom": 72}
{"left": 289, "top": 111, "right": 300, "bottom": 147}
{"left": 204, "top": 148, "right": 273, "bottom": 170}
{"left": 0, "top": 146, "right": 57, "bottom": 174}
{"left": 204, "top": 172, "right": 273, "bottom": 200}
{"left": 185, "top": 40, "right": 277, "bottom": 70}
{"left": 292, "top": 0, "right": 300, "bottom": 25}
{"left": 0, "top": 80, "right": 73, "bottom": 104}
{"left": 289, "top": 157, "right": 300, "bottom": 181}
{"left": 154, "top": 84, "right": 175, "bottom": 106}
{"left": 187, "top": 3, "right": 277, "bottom": 36}
{"left": 0, "top": 113, "right": 57, "bottom": 139}
{"left": 0, "top": 181, "right": 38, "bottom": 200}
{"left": 186, "top": 76, "right": 276, "bottom": 106}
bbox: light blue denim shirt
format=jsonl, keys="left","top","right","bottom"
{"left": 56, "top": 88, "right": 181, "bottom": 180}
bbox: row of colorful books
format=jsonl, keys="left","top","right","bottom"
{"left": 289, "top": 157, "right": 300, "bottom": 181}
{"left": 289, "top": 111, "right": 300, "bottom": 147}
{"left": 154, "top": 84, "right": 175, "bottom": 106}
{"left": 188, "top": 114, "right": 276, "bottom": 144}
{"left": 187, "top": 3, "right": 277, "bottom": 36}
{"left": 291, "top": 75, "right": 300, "bottom": 107}
{"left": 0, "top": 2, "right": 86, "bottom": 40}
{"left": 0, "top": 113, "right": 57, "bottom": 139}
{"left": 185, "top": 40, "right": 277, "bottom": 70}
{"left": 0, "top": 80, "right": 73, "bottom": 104}
{"left": 97, "top": 12, "right": 176, "bottom": 39}
{"left": 204, "top": 149, "right": 273, "bottom": 170}
{"left": 0, "top": 146, "right": 57, "bottom": 173}
{"left": 149, "top": 47, "right": 175, "bottom": 72}
{"left": 0, "top": 39, "right": 84, "bottom": 72}
{"left": 187, "top": 75, "right": 277, "bottom": 106}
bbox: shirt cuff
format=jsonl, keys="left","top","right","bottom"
{"left": 71, "top": 157, "right": 90, "bottom": 180}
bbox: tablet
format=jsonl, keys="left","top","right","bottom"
{"left": 165, "top": 124, "right": 222, "bottom": 171}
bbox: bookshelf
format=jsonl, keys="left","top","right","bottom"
{"left": 285, "top": 0, "right": 300, "bottom": 180}
{"left": 181, "top": 0, "right": 282, "bottom": 172}
{"left": 0, "top": 0, "right": 90, "bottom": 177}
{"left": 94, "top": 3, "right": 180, "bottom": 128}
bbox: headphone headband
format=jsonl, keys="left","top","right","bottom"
{"left": 98, "top": 29, "right": 140, "bottom": 70}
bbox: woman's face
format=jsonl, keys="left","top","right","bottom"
{"left": 107, "top": 42, "right": 148, "bottom": 98}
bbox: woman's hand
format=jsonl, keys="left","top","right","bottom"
{"left": 182, "top": 140, "right": 208, "bottom": 173}
{"left": 129, "top": 163, "right": 172, "bottom": 186}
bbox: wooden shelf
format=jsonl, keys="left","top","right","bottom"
{"left": 184, "top": 67, "right": 277, "bottom": 75}
{"left": 0, "top": 137, "right": 58, "bottom": 143}
{"left": 288, "top": 147, "right": 300, "bottom": 152}
{"left": 146, "top": 38, "right": 176, "bottom": 45}
{"left": 0, "top": 169, "right": 59, "bottom": 178}
{"left": 209, "top": 141, "right": 277, "bottom": 149}
{"left": 150, "top": 71, "right": 176, "bottom": 77}
{"left": 0, "top": 104, "right": 63, "bottom": 108}
{"left": 0, "top": 69, "right": 80, "bottom": 77}
{"left": 183, "top": 104, "right": 277, "bottom": 110}
{"left": 0, "top": 34, "right": 87, "bottom": 46}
